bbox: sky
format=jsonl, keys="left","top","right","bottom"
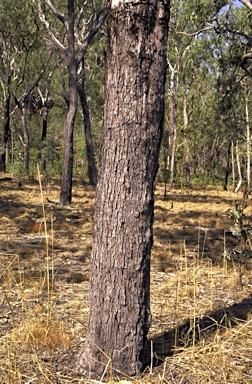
{"left": 233, "top": 0, "right": 243, "bottom": 7}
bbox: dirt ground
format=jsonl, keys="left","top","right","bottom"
{"left": 0, "top": 175, "right": 252, "bottom": 383}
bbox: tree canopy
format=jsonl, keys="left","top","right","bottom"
{"left": 0, "top": 0, "right": 251, "bottom": 193}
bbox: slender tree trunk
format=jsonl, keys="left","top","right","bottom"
{"left": 223, "top": 141, "right": 231, "bottom": 190}
{"left": 183, "top": 92, "right": 190, "bottom": 183}
{"left": 245, "top": 81, "right": 251, "bottom": 192}
{"left": 163, "top": 112, "right": 170, "bottom": 197}
{"left": 21, "top": 104, "right": 29, "bottom": 175}
{"left": 234, "top": 138, "right": 242, "bottom": 193}
{"left": 0, "top": 86, "right": 11, "bottom": 172}
{"left": 39, "top": 76, "right": 53, "bottom": 174}
{"left": 168, "top": 92, "right": 177, "bottom": 190}
{"left": 207, "top": 125, "right": 220, "bottom": 177}
{"left": 77, "top": 0, "right": 169, "bottom": 378}
{"left": 167, "top": 63, "right": 178, "bottom": 191}
{"left": 14, "top": 97, "right": 30, "bottom": 175}
{"left": 40, "top": 106, "right": 49, "bottom": 173}
{"left": 231, "top": 140, "right": 235, "bottom": 192}
{"left": 77, "top": 60, "right": 97, "bottom": 186}
{"left": 60, "top": 1, "right": 77, "bottom": 206}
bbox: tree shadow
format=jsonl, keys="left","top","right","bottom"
{"left": 148, "top": 293, "right": 252, "bottom": 365}
{"left": 156, "top": 190, "right": 238, "bottom": 206}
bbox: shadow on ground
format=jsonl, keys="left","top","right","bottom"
{"left": 149, "top": 293, "right": 252, "bottom": 364}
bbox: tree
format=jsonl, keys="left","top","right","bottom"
{"left": 36, "top": 0, "right": 79, "bottom": 204}
{"left": 77, "top": 59, "right": 97, "bottom": 186}
{"left": 77, "top": 0, "right": 170, "bottom": 378}
{"left": 213, "top": 2, "right": 252, "bottom": 190}
{"left": 0, "top": 0, "right": 41, "bottom": 173}
{"left": 13, "top": 61, "right": 49, "bottom": 174}
{"left": 0, "top": 76, "right": 11, "bottom": 172}
{"left": 37, "top": 70, "right": 55, "bottom": 173}
{"left": 164, "top": 0, "right": 228, "bottom": 190}
{"left": 35, "top": 0, "right": 108, "bottom": 205}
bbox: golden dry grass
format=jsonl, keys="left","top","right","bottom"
{"left": 0, "top": 175, "right": 252, "bottom": 383}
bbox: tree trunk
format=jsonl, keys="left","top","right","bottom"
{"left": 0, "top": 86, "right": 11, "bottom": 172}
{"left": 163, "top": 112, "right": 170, "bottom": 197}
{"left": 40, "top": 106, "right": 49, "bottom": 173}
{"left": 77, "top": 60, "right": 97, "bottom": 186}
{"left": 167, "top": 62, "right": 178, "bottom": 191}
{"left": 60, "top": 0, "right": 77, "bottom": 206}
{"left": 77, "top": 0, "right": 169, "bottom": 378}
{"left": 223, "top": 141, "right": 231, "bottom": 190}
{"left": 39, "top": 76, "right": 53, "bottom": 174}
{"left": 183, "top": 91, "right": 190, "bottom": 184}
{"left": 231, "top": 139, "right": 235, "bottom": 192}
{"left": 21, "top": 104, "right": 29, "bottom": 175}
{"left": 245, "top": 81, "right": 251, "bottom": 192}
{"left": 234, "top": 138, "right": 242, "bottom": 193}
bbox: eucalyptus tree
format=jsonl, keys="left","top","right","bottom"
{"left": 13, "top": 54, "right": 52, "bottom": 174}
{"left": 214, "top": 2, "right": 252, "bottom": 190}
{"left": 77, "top": 58, "right": 97, "bottom": 186}
{"left": 0, "top": 0, "right": 41, "bottom": 173}
{"left": 0, "top": 0, "right": 17, "bottom": 172}
{"left": 77, "top": 0, "right": 170, "bottom": 378}
{"left": 38, "top": 68, "right": 55, "bottom": 173}
{"left": 165, "top": 0, "right": 227, "bottom": 190}
{"left": 34, "top": 0, "right": 108, "bottom": 205}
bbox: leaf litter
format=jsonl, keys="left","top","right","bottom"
{"left": 0, "top": 177, "right": 252, "bottom": 383}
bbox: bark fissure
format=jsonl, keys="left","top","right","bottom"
{"left": 77, "top": 0, "right": 169, "bottom": 378}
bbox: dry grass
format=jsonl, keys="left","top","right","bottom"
{"left": 0, "top": 175, "right": 252, "bottom": 383}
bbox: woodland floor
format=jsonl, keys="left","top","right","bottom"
{"left": 0, "top": 175, "right": 252, "bottom": 383}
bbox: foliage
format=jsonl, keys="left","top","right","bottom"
{"left": 0, "top": 0, "right": 252, "bottom": 190}
{"left": 160, "top": 0, "right": 252, "bottom": 189}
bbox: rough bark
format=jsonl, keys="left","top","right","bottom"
{"left": 77, "top": 0, "right": 169, "bottom": 378}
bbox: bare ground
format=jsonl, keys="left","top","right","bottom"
{"left": 0, "top": 175, "right": 252, "bottom": 383}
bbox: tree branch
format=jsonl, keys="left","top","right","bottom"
{"left": 176, "top": 26, "right": 213, "bottom": 37}
{"left": 33, "top": 0, "right": 67, "bottom": 55}
{"left": 13, "top": 53, "right": 52, "bottom": 110}
{"left": 239, "top": 0, "right": 252, "bottom": 12}
{"left": 76, "top": 5, "right": 110, "bottom": 65}
{"left": 243, "top": 52, "right": 252, "bottom": 58}
{"left": 75, "top": 0, "right": 89, "bottom": 28}
{"left": 215, "top": 22, "right": 252, "bottom": 47}
{"left": 44, "top": 0, "right": 66, "bottom": 24}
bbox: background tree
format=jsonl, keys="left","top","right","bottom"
{"left": 163, "top": 0, "right": 227, "bottom": 190}
{"left": 77, "top": 0, "right": 170, "bottom": 378}
{"left": 213, "top": 2, "right": 252, "bottom": 190}
{"left": 156, "top": 0, "right": 252, "bottom": 190}
{"left": 0, "top": 0, "right": 41, "bottom": 173}
{"left": 37, "top": 69, "right": 55, "bottom": 173}
{"left": 77, "top": 59, "right": 97, "bottom": 186}
{"left": 35, "top": 0, "right": 108, "bottom": 204}
{"left": 0, "top": 0, "right": 251, "bottom": 192}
